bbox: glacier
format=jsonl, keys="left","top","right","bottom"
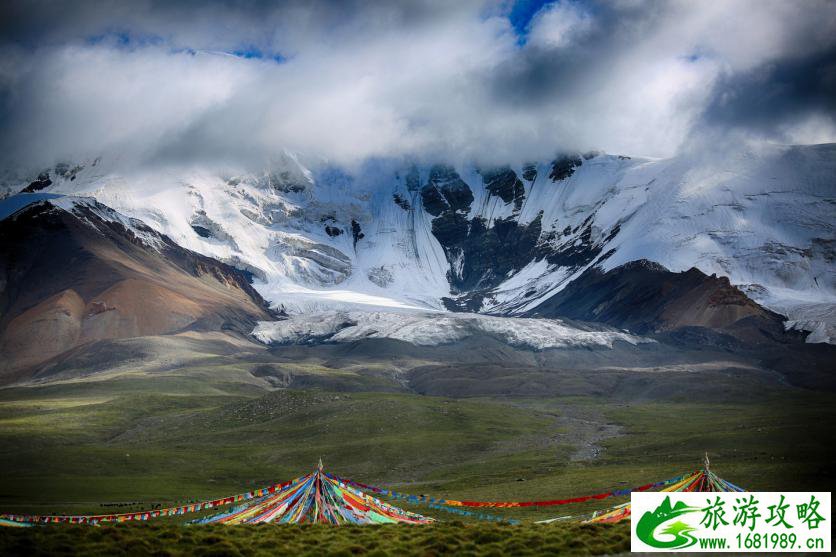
{"left": 251, "top": 311, "right": 650, "bottom": 350}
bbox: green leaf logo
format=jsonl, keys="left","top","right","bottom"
{"left": 636, "top": 496, "right": 700, "bottom": 549}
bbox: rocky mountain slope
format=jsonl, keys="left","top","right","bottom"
{"left": 0, "top": 196, "right": 273, "bottom": 380}
{"left": 2, "top": 142, "right": 834, "bottom": 343}
{"left": 527, "top": 260, "right": 793, "bottom": 345}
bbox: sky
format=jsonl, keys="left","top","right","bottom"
{"left": 0, "top": 0, "right": 834, "bottom": 170}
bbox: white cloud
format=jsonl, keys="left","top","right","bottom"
{"left": 527, "top": 1, "right": 593, "bottom": 49}
{"left": 0, "top": 0, "right": 833, "bottom": 171}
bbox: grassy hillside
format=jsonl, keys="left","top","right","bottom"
{"left": 1, "top": 522, "right": 632, "bottom": 556}
{"left": 0, "top": 373, "right": 833, "bottom": 524}
{"left": 0, "top": 336, "right": 833, "bottom": 557}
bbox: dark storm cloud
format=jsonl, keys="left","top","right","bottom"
{"left": 0, "top": 0, "right": 477, "bottom": 53}
{"left": 488, "top": 2, "right": 660, "bottom": 106}
{"left": 0, "top": 0, "right": 834, "bottom": 170}
{"left": 482, "top": 0, "right": 836, "bottom": 151}
{"left": 702, "top": 45, "right": 836, "bottom": 141}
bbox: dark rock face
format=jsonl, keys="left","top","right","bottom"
{"left": 414, "top": 161, "right": 627, "bottom": 312}
{"left": 480, "top": 166, "right": 525, "bottom": 211}
{"left": 21, "top": 172, "right": 52, "bottom": 193}
{"left": 527, "top": 259, "right": 791, "bottom": 344}
{"left": 420, "top": 184, "right": 448, "bottom": 216}
{"left": 393, "top": 193, "right": 411, "bottom": 211}
{"left": 549, "top": 155, "right": 583, "bottom": 181}
{"left": 441, "top": 293, "right": 486, "bottom": 312}
{"left": 430, "top": 212, "right": 470, "bottom": 247}
{"left": 54, "top": 162, "right": 84, "bottom": 181}
{"left": 189, "top": 210, "right": 238, "bottom": 248}
{"left": 541, "top": 220, "right": 619, "bottom": 269}
{"left": 461, "top": 214, "right": 543, "bottom": 291}
{"left": 420, "top": 164, "right": 474, "bottom": 217}
{"left": 414, "top": 161, "right": 619, "bottom": 308}
{"left": 436, "top": 213, "right": 545, "bottom": 294}
{"left": 417, "top": 164, "right": 544, "bottom": 296}
{"left": 191, "top": 225, "right": 212, "bottom": 238}
{"left": 20, "top": 164, "right": 86, "bottom": 193}
{"left": 325, "top": 225, "right": 343, "bottom": 237}
{"left": 351, "top": 220, "right": 364, "bottom": 248}
{"left": 263, "top": 170, "right": 307, "bottom": 193}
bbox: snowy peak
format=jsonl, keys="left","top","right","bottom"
{"left": 0, "top": 194, "right": 167, "bottom": 251}
{"left": 2, "top": 143, "right": 834, "bottom": 342}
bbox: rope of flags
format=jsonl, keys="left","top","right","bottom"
{"left": 0, "top": 465, "right": 745, "bottom": 527}
{"left": 318, "top": 475, "right": 519, "bottom": 523}
{"left": 547, "top": 468, "right": 746, "bottom": 524}
{"left": 0, "top": 475, "right": 307, "bottom": 526}
{"left": 193, "top": 468, "right": 432, "bottom": 525}
{"left": 327, "top": 470, "right": 697, "bottom": 510}
{"left": 425, "top": 503, "right": 520, "bottom": 524}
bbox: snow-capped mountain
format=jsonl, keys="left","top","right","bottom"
{"left": 0, "top": 195, "right": 273, "bottom": 377}
{"left": 4, "top": 143, "right": 834, "bottom": 343}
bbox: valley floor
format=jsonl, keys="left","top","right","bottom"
{"left": 0, "top": 334, "right": 834, "bottom": 555}
{"left": 0, "top": 366, "right": 833, "bottom": 521}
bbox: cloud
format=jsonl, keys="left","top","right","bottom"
{"left": 700, "top": 44, "right": 836, "bottom": 142}
{"left": 526, "top": 1, "right": 593, "bottom": 49}
{"left": 0, "top": 0, "right": 834, "bottom": 171}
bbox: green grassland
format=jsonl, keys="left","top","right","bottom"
{"left": 0, "top": 374, "right": 833, "bottom": 519}
{"left": 0, "top": 352, "right": 834, "bottom": 554}
{"left": 0, "top": 522, "right": 631, "bottom": 557}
